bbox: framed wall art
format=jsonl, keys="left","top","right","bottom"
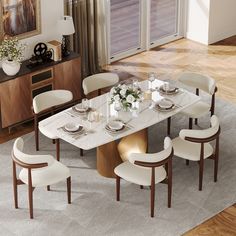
{"left": 0, "top": 0, "right": 41, "bottom": 40}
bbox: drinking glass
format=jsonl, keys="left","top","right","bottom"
{"left": 148, "top": 72, "right": 156, "bottom": 91}
{"left": 132, "top": 79, "right": 139, "bottom": 90}
{"left": 163, "top": 81, "right": 170, "bottom": 97}
{"left": 114, "top": 101, "right": 121, "bottom": 118}
{"left": 82, "top": 98, "right": 89, "bottom": 110}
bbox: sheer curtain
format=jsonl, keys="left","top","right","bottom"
{"left": 64, "top": 0, "right": 108, "bottom": 78}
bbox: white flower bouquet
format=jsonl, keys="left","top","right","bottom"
{"left": 0, "top": 38, "right": 26, "bottom": 62}
{"left": 109, "top": 84, "right": 142, "bottom": 111}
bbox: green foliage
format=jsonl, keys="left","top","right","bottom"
{"left": 0, "top": 38, "right": 26, "bottom": 62}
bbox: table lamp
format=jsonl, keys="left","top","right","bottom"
{"left": 59, "top": 16, "right": 75, "bottom": 57}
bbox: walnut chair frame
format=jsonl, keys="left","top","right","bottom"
{"left": 12, "top": 151, "right": 71, "bottom": 219}
{"left": 183, "top": 127, "right": 220, "bottom": 191}
{"left": 167, "top": 87, "right": 218, "bottom": 136}
{"left": 33, "top": 99, "right": 83, "bottom": 161}
{"left": 116, "top": 149, "right": 173, "bottom": 218}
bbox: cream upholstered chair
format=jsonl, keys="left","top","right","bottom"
{"left": 115, "top": 137, "right": 173, "bottom": 217}
{"left": 33, "top": 90, "right": 73, "bottom": 161}
{"left": 172, "top": 115, "right": 220, "bottom": 191}
{"left": 81, "top": 73, "right": 119, "bottom": 156}
{"left": 82, "top": 72, "right": 119, "bottom": 96}
{"left": 12, "top": 137, "right": 71, "bottom": 219}
{"left": 178, "top": 72, "right": 217, "bottom": 129}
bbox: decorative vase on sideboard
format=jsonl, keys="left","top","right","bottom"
{"left": 2, "top": 60, "right": 21, "bottom": 76}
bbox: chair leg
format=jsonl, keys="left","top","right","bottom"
{"left": 214, "top": 137, "right": 220, "bottom": 182}
{"left": 56, "top": 139, "right": 60, "bottom": 161}
{"left": 199, "top": 159, "right": 204, "bottom": 191}
{"left": 116, "top": 175, "right": 120, "bottom": 201}
{"left": 150, "top": 182, "right": 155, "bottom": 217}
{"left": 47, "top": 185, "right": 50, "bottom": 191}
{"left": 67, "top": 177, "right": 71, "bottom": 204}
{"left": 168, "top": 161, "right": 172, "bottom": 208}
{"left": 189, "top": 118, "right": 193, "bottom": 129}
{"left": 80, "top": 149, "right": 84, "bottom": 157}
{"left": 186, "top": 160, "right": 190, "bottom": 166}
{"left": 28, "top": 183, "right": 34, "bottom": 219}
{"left": 195, "top": 118, "right": 198, "bottom": 125}
{"left": 34, "top": 115, "right": 39, "bottom": 151}
{"left": 214, "top": 157, "right": 218, "bottom": 182}
{"left": 52, "top": 139, "right": 55, "bottom": 144}
{"left": 167, "top": 117, "right": 171, "bottom": 136}
{"left": 140, "top": 185, "right": 144, "bottom": 189}
{"left": 12, "top": 161, "right": 18, "bottom": 209}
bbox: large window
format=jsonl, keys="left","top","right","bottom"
{"left": 110, "top": 0, "right": 143, "bottom": 60}
{"left": 109, "top": 0, "right": 181, "bottom": 62}
{"left": 150, "top": 0, "right": 178, "bottom": 44}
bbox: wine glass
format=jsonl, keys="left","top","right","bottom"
{"left": 148, "top": 72, "right": 156, "bottom": 91}
{"left": 163, "top": 81, "right": 170, "bottom": 98}
{"left": 82, "top": 98, "right": 89, "bottom": 110}
{"left": 132, "top": 79, "right": 139, "bottom": 90}
{"left": 114, "top": 101, "right": 121, "bottom": 118}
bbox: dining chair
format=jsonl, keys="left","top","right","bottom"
{"left": 178, "top": 72, "right": 217, "bottom": 129}
{"left": 12, "top": 137, "right": 71, "bottom": 219}
{"left": 172, "top": 115, "right": 220, "bottom": 191}
{"left": 32, "top": 90, "right": 73, "bottom": 161}
{"left": 82, "top": 72, "right": 119, "bottom": 96}
{"left": 81, "top": 72, "right": 119, "bottom": 156}
{"left": 115, "top": 137, "right": 173, "bottom": 217}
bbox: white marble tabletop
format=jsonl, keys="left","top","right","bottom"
{"left": 39, "top": 80, "right": 200, "bottom": 150}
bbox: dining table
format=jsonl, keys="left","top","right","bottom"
{"left": 39, "top": 79, "right": 201, "bottom": 178}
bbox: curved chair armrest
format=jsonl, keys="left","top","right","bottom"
{"left": 33, "top": 99, "right": 74, "bottom": 116}
{"left": 180, "top": 115, "right": 220, "bottom": 142}
{"left": 12, "top": 151, "right": 48, "bottom": 169}
{"left": 134, "top": 148, "right": 174, "bottom": 168}
{"left": 180, "top": 126, "right": 220, "bottom": 143}
{"left": 129, "top": 149, "right": 173, "bottom": 168}
{"left": 184, "top": 127, "right": 221, "bottom": 143}
{"left": 12, "top": 150, "right": 55, "bottom": 167}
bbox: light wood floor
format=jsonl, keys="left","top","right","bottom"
{"left": 105, "top": 36, "right": 236, "bottom": 104}
{"left": 183, "top": 204, "right": 236, "bottom": 236}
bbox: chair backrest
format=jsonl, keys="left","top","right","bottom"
{"left": 178, "top": 72, "right": 216, "bottom": 95}
{"left": 13, "top": 137, "right": 54, "bottom": 166}
{"left": 82, "top": 73, "right": 119, "bottom": 95}
{"left": 128, "top": 137, "right": 173, "bottom": 167}
{"left": 179, "top": 115, "right": 220, "bottom": 142}
{"left": 33, "top": 90, "right": 73, "bottom": 114}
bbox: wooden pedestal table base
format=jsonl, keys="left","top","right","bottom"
{"left": 97, "top": 141, "right": 122, "bottom": 178}
{"left": 117, "top": 129, "right": 148, "bottom": 162}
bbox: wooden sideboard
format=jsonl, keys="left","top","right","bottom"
{"left": 0, "top": 53, "right": 81, "bottom": 128}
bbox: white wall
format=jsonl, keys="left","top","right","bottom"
{"left": 208, "top": 0, "right": 236, "bottom": 44}
{"left": 21, "top": 0, "right": 64, "bottom": 59}
{"left": 185, "top": 0, "right": 211, "bottom": 45}
{"left": 186, "top": 0, "right": 236, "bottom": 45}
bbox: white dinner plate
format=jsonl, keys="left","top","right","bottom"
{"left": 158, "top": 99, "right": 174, "bottom": 109}
{"left": 107, "top": 120, "right": 124, "bottom": 131}
{"left": 74, "top": 104, "right": 89, "bottom": 113}
{"left": 64, "top": 123, "right": 82, "bottom": 132}
{"left": 159, "top": 85, "right": 179, "bottom": 94}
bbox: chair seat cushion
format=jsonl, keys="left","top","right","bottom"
{"left": 39, "top": 126, "right": 58, "bottom": 140}
{"left": 19, "top": 161, "right": 70, "bottom": 187}
{"left": 172, "top": 137, "right": 214, "bottom": 161}
{"left": 114, "top": 162, "right": 166, "bottom": 186}
{"left": 181, "top": 101, "right": 211, "bottom": 118}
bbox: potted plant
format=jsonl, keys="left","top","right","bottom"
{"left": 0, "top": 38, "right": 26, "bottom": 76}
